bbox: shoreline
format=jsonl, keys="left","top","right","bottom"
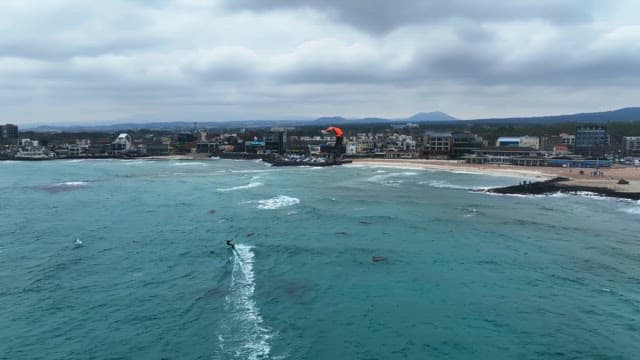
{"left": 348, "top": 158, "right": 640, "bottom": 196}
{"left": 5, "top": 155, "right": 640, "bottom": 197}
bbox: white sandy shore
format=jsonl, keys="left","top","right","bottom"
{"left": 349, "top": 158, "right": 640, "bottom": 193}
{"left": 348, "top": 159, "right": 556, "bottom": 178}
{"left": 135, "top": 155, "right": 640, "bottom": 192}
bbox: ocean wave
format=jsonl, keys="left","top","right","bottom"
{"left": 217, "top": 182, "right": 264, "bottom": 192}
{"left": 449, "top": 170, "right": 483, "bottom": 175}
{"left": 366, "top": 171, "right": 418, "bottom": 185}
{"left": 230, "top": 169, "right": 269, "bottom": 174}
{"left": 247, "top": 195, "right": 300, "bottom": 210}
{"left": 34, "top": 181, "right": 91, "bottom": 193}
{"left": 171, "top": 162, "right": 206, "bottom": 166}
{"left": 121, "top": 160, "right": 145, "bottom": 165}
{"left": 418, "top": 180, "right": 486, "bottom": 190}
{"left": 218, "top": 244, "right": 272, "bottom": 359}
{"left": 481, "top": 191, "right": 569, "bottom": 198}
{"left": 621, "top": 207, "right": 640, "bottom": 215}
{"left": 461, "top": 208, "right": 481, "bottom": 218}
{"left": 58, "top": 181, "right": 89, "bottom": 186}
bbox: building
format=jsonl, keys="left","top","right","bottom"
{"left": 560, "top": 133, "right": 575, "bottom": 146}
{"left": 465, "top": 147, "right": 544, "bottom": 165}
{"left": 263, "top": 128, "right": 288, "bottom": 154}
{"left": 519, "top": 136, "right": 540, "bottom": 150}
{"left": 575, "top": 125, "right": 608, "bottom": 157}
{"left": 496, "top": 137, "right": 520, "bottom": 147}
{"left": 0, "top": 124, "right": 18, "bottom": 145}
{"left": 541, "top": 135, "right": 563, "bottom": 152}
{"left": 622, "top": 136, "right": 640, "bottom": 157}
{"left": 112, "top": 133, "right": 133, "bottom": 153}
{"left": 451, "top": 131, "right": 485, "bottom": 158}
{"left": 422, "top": 131, "right": 452, "bottom": 158}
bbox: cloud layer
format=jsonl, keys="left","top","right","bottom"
{"left": 1, "top": 0, "right": 639, "bottom": 125}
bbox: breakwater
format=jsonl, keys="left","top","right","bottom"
{"left": 486, "top": 177, "right": 640, "bottom": 200}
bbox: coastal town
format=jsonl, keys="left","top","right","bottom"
{"left": 5, "top": 120, "right": 640, "bottom": 199}
{"left": 2, "top": 122, "right": 640, "bottom": 167}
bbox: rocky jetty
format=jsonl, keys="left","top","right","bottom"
{"left": 486, "top": 177, "right": 640, "bottom": 200}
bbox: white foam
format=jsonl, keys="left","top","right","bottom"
{"left": 482, "top": 191, "right": 569, "bottom": 198}
{"left": 217, "top": 182, "right": 264, "bottom": 192}
{"left": 171, "top": 162, "right": 205, "bottom": 166}
{"left": 366, "top": 171, "right": 418, "bottom": 185}
{"left": 230, "top": 169, "right": 269, "bottom": 174}
{"left": 55, "top": 181, "right": 90, "bottom": 187}
{"left": 449, "top": 170, "right": 483, "bottom": 175}
{"left": 255, "top": 195, "right": 300, "bottom": 210}
{"left": 418, "top": 180, "right": 484, "bottom": 190}
{"left": 121, "top": 160, "right": 145, "bottom": 165}
{"left": 621, "top": 207, "right": 640, "bottom": 215}
{"left": 462, "top": 208, "right": 479, "bottom": 218}
{"left": 218, "top": 244, "right": 272, "bottom": 359}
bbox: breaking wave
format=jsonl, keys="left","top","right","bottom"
{"left": 621, "top": 206, "right": 640, "bottom": 215}
{"left": 171, "top": 162, "right": 206, "bottom": 166}
{"left": 366, "top": 171, "right": 418, "bottom": 186}
{"left": 35, "top": 181, "right": 90, "bottom": 193}
{"left": 418, "top": 180, "right": 485, "bottom": 190}
{"left": 250, "top": 195, "right": 300, "bottom": 210}
{"left": 218, "top": 182, "right": 264, "bottom": 192}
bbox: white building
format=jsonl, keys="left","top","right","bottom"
{"left": 112, "top": 133, "right": 133, "bottom": 152}
{"left": 520, "top": 136, "right": 540, "bottom": 150}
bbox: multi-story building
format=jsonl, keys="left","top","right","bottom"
{"left": 264, "top": 128, "right": 288, "bottom": 154}
{"left": 495, "top": 137, "right": 520, "bottom": 147}
{"left": 451, "top": 131, "right": 485, "bottom": 158}
{"left": 622, "top": 136, "right": 640, "bottom": 157}
{"left": 0, "top": 124, "right": 18, "bottom": 145}
{"left": 423, "top": 131, "right": 452, "bottom": 158}
{"left": 541, "top": 135, "right": 563, "bottom": 152}
{"left": 575, "top": 125, "right": 608, "bottom": 157}
{"left": 560, "top": 133, "right": 575, "bottom": 146}
{"left": 519, "top": 136, "right": 540, "bottom": 150}
{"left": 465, "top": 147, "right": 544, "bottom": 165}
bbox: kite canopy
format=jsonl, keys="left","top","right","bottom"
{"left": 324, "top": 126, "right": 344, "bottom": 137}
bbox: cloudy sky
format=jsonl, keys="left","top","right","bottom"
{"left": 2, "top": 0, "right": 640, "bottom": 126}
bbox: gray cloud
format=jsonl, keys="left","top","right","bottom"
{"left": 227, "top": 0, "right": 598, "bottom": 34}
{"left": 1, "top": 0, "right": 639, "bottom": 125}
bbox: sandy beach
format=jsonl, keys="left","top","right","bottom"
{"left": 349, "top": 158, "right": 640, "bottom": 193}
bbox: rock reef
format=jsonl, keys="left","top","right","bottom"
{"left": 486, "top": 177, "right": 640, "bottom": 200}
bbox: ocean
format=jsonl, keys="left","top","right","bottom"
{"left": 1, "top": 159, "right": 639, "bottom": 359}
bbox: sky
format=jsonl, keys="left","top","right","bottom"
{"left": 2, "top": 0, "right": 640, "bottom": 126}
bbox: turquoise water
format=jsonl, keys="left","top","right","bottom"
{"left": 1, "top": 159, "right": 639, "bottom": 359}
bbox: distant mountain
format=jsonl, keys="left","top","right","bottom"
{"left": 406, "top": 111, "right": 459, "bottom": 122}
{"left": 21, "top": 107, "right": 640, "bottom": 132}
{"left": 470, "top": 107, "right": 640, "bottom": 124}
{"left": 313, "top": 116, "right": 348, "bottom": 124}
{"left": 313, "top": 111, "right": 458, "bottom": 125}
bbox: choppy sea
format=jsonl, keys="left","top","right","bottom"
{"left": 1, "top": 159, "right": 639, "bottom": 359}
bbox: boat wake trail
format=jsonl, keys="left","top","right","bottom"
{"left": 217, "top": 244, "right": 272, "bottom": 360}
